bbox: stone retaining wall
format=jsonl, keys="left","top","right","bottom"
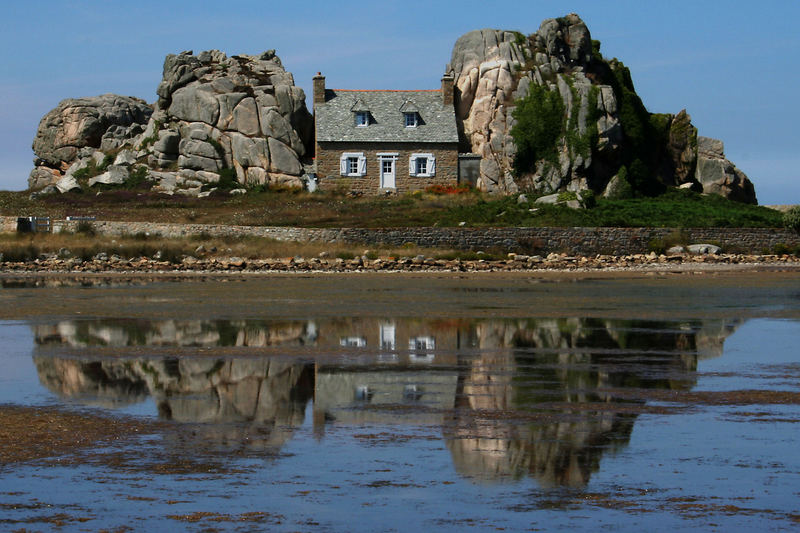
{"left": 2, "top": 216, "right": 797, "bottom": 255}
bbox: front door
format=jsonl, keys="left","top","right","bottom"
{"left": 380, "top": 158, "right": 396, "bottom": 189}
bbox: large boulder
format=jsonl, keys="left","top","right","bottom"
{"left": 142, "top": 49, "right": 313, "bottom": 190}
{"left": 695, "top": 137, "right": 757, "bottom": 204}
{"left": 32, "top": 94, "right": 152, "bottom": 169}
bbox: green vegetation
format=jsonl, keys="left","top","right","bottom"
{"left": 606, "top": 59, "right": 669, "bottom": 196}
{"left": 783, "top": 206, "right": 800, "bottom": 233}
{"left": 564, "top": 83, "right": 600, "bottom": 162}
{"left": 511, "top": 83, "right": 565, "bottom": 172}
{"left": 212, "top": 168, "right": 239, "bottom": 191}
{"left": 591, "top": 39, "right": 603, "bottom": 62}
{"left": 75, "top": 221, "right": 96, "bottom": 236}
{"left": 439, "top": 189, "right": 782, "bottom": 228}
{"left": 0, "top": 187, "right": 784, "bottom": 230}
{"left": 139, "top": 120, "right": 162, "bottom": 149}
{"left": 126, "top": 165, "right": 150, "bottom": 189}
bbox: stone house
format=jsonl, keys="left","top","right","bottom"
{"left": 312, "top": 72, "right": 460, "bottom": 194}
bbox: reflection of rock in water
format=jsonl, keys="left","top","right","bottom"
{"left": 35, "top": 357, "right": 149, "bottom": 408}
{"left": 34, "top": 355, "right": 314, "bottom": 452}
{"left": 31, "top": 315, "right": 741, "bottom": 476}
{"left": 445, "top": 317, "right": 740, "bottom": 487}
{"left": 32, "top": 319, "right": 317, "bottom": 348}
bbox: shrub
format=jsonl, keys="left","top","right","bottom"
{"left": 557, "top": 190, "right": 577, "bottom": 202}
{"left": 98, "top": 154, "right": 114, "bottom": 172}
{"left": 126, "top": 166, "right": 150, "bottom": 189}
{"left": 772, "top": 243, "right": 790, "bottom": 255}
{"left": 579, "top": 190, "right": 596, "bottom": 208}
{"left": 607, "top": 60, "right": 667, "bottom": 197}
{"left": 215, "top": 168, "right": 240, "bottom": 190}
{"left": 75, "top": 221, "right": 96, "bottom": 236}
{"left": 782, "top": 206, "right": 800, "bottom": 233}
{"left": 511, "top": 83, "right": 565, "bottom": 174}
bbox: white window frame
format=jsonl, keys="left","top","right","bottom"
{"left": 340, "top": 336, "right": 367, "bottom": 347}
{"left": 340, "top": 152, "right": 367, "bottom": 177}
{"left": 355, "top": 111, "right": 369, "bottom": 127}
{"left": 408, "top": 153, "right": 436, "bottom": 177}
{"left": 404, "top": 112, "right": 418, "bottom": 128}
{"left": 409, "top": 335, "right": 435, "bottom": 364}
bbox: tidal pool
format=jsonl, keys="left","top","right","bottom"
{"left": 0, "top": 272, "right": 799, "bottom": 531}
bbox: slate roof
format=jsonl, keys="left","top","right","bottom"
{"left": 316, "top": 89, "right": 458, "bottom": 144}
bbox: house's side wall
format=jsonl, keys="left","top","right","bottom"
{"left": 316, "top": 142, "right": 458, "bottom": 195}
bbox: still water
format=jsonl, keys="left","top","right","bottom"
{"left": 0, "top": 273, "right": 799, "bottom": 531}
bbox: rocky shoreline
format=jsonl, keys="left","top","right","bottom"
{"left": 2, "top": 251, "right": 798, "bottom": 275}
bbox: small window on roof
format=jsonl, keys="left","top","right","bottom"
{"left": 404, "top": 112, "right": 418, "bottom": 128}
{"left": 355, "top": 111, "right": 369, "bottom": 127}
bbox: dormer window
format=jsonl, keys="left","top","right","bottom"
{"left": 399, "top": 100, "right": 420, "bottom": 128}
{"left": 351, "top": 97, "right": 371, "bottom": 127}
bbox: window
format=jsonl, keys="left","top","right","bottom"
{"left": 403, "top": 384, "right": 423, "bottom": 402}
{"left": 409, "top": 336, "right": 435, "bottom": 351}
{"left": 404, "top": 112, "right": 418, "bottom": 128}
{"left": 416, "top": 157, "right": 427, "bottom": 176}
{"left": 409, "top": 153, "right": 436, "bottom": 177}
{"left": 355, "top": 111, "right": 369, "bottom": 127}
{"left": 409, "top": 335, "right": 435, "bottom": 363}
{"left": 340, "top": 336, "right": 367, "bottom": 347}
{"left": 355, "top": 385, "right": 373, "bottom": 402}
{"left": 340, "top": 152, "right": 367, "bottom": 176}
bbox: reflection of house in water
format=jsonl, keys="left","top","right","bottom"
{"left": 31, "top": 316, "right": 740, "bottom": 485}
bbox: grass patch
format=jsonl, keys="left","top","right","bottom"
{"left": 0, "top": 233, "right": 467, "bottom": 263}
{"left": 0, "top": 188, "right": 784, "bottom": 229}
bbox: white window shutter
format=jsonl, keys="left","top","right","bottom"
{"left": 427, "top": 155, "right": 436, "bottom": 176}
{"left": 409, "top": 156, "right": 417, "bottom": 176}
{"left": 340, "top": 155, "right": 347, "bottom": 175}
{"left": 357, "top": 155, "right": 367, "bottom": 176}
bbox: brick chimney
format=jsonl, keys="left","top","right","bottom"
{"left": 441, "top": 72, "right": 454, "bottom": 107}
{"left": 313, "top": 72, "right": 326, "bottom": 107}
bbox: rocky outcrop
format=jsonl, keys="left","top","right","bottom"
{"left": 28, "top": 49, "right": 313, "bottom": 196}
{"left": 31, "top": 94, "right": 152, "bottom": 169}
{"left": 695, "top": 136, "right": 757, "bottom": 204}
{"left": 29, "top": 94, "right": 151, "bottom": 187}
{"left": 664, "top": 109, "right": 698, "bottom": 186}
{"left": 143, "top": 49, "right": 312, "bottom": 192}
{"left": 450, "top": 14, "right": 758, "bottom": 203}
{"left": 451, "top": 17, "right": 618, "bottom": 195}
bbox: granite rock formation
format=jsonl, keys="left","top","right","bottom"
{"left": 449, "top": 14, "right": 757, "bottom": 203}
{"left": 28, "top": 95, "right": 152, "bottom": 189}
{"left": 695, "top": 136, "right": 756, "bottom": 203}
{"left": 28, "top": 49, "right": 313, "bottom": 196}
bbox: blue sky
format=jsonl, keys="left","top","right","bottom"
{"left": 1, "top": 1, "right": 798, "bottom": 204}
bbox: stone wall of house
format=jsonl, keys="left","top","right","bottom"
{"left": 315, "top": 142, "right": 459, "bottom": 195}
{"left": 4, "top": 216, "right": 796, "bottom": 256}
